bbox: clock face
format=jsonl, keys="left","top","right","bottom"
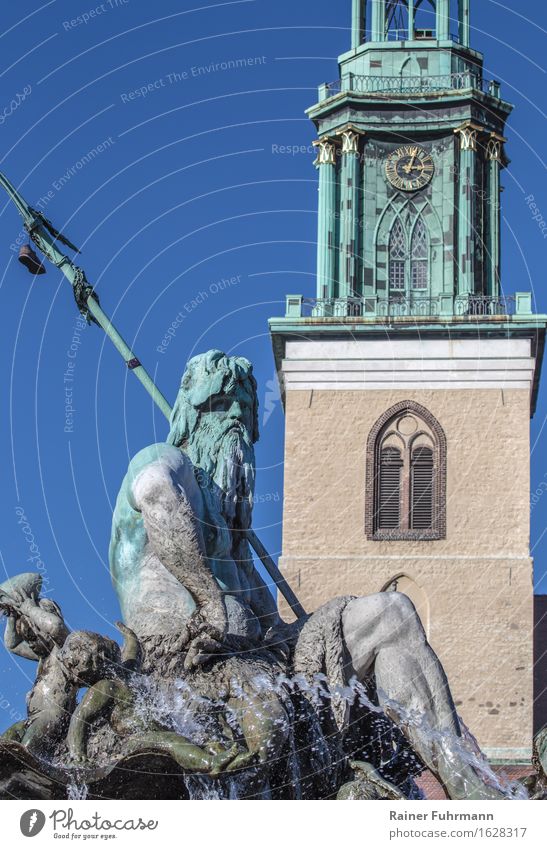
{"left": 385, "top": 145, "right": 435, "bottom": 192}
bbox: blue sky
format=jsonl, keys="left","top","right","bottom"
{"left": 0, "top": 0, "right": 545, "bottom": 723}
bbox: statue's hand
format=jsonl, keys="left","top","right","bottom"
{"left": 178, "top": 601, "right": 228, "bottom": 670}
{"left": 0, "top": 588, "right": 24, "bottom": 614}
{"left": 18, "top": 597, "right": 38, "bottom": 616}
{"left": 208, "top": 744, "right": 247, "bottom": 777}
{"left": 7, "top": 588, "right": 34, "bottom": 610}
{"left": 195, "top": 600, "right": 227, "bottom": 642}
{"left": 185, "top": 600, "right": 226, "bottom": 644}
{"left": 183, "top": 632, "right": 225, "bottom": 671}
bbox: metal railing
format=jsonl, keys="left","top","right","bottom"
{"left": 375, "top": 295, "right": 442, "bottom": 317}
{"left": 295, "top": 294, "right": 517, "bottom": 319}
{"left": 454, "top": 294, "right": 516, "bottom": 317}
{"left": 352, "top": 71, "right": 484, "bottom": 94}
{"left": 324, "top": 79, "right": 342, "bottom": 97}
{"left": 382, "top": 28, "right": 441, "bottom": 41}
{"left": 323, "top": 71, "right": 495, "bottom": 100}
{"left": 385, "top": 28, "right": 410, "bottom": 41}
{"left": 303, "top": 296, "right": 441, "bottom": 318}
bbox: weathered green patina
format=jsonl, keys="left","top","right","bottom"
{"left": 109, "top": 350, "right": 279, "bottom": 649}
{"left": 300, "top": 0, "right": 514, "bottom": 313}
{"left": 270, "top": 0, "right": 547, "bottom": 413}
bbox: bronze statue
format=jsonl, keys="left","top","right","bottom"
{"left": 1, "top": 574, "right": 128, "bottom": 756}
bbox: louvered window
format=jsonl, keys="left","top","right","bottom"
{"left": 378, "top": 448, "right": 403, "bottom": 529}
{"left": 368, "top": 405, "right": 445, "bottom": 541}
{"left": 411, "top": 447, "right": 434, "bottom": 529}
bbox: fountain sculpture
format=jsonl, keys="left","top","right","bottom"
{"left": 1, "top": 351, "right": 545, "bottom": 801}
{"left": 0, "top": 172, "right": 544, "bottom": 801}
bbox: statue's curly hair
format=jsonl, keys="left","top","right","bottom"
{"left": 61, "top": 630, "right": 122, "bottom": 680}
{"left": 167, "top": 350, "right": 259, "bottom": 448}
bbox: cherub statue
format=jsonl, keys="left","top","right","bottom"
{"left": 66, "top": 642, "right": 256, "bottom": 777}
{"left": 1, "top": 573, "right": 285, "bottom": 784}
{"left": 1, "top": 573, "right": 69, "bottom": 661}
{"left": 1, "top": 574, "right": 126, "bottom": 756}
{"left": 66, "top": 626, "right": 288, "bottom": 782}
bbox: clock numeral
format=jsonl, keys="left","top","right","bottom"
{"left": 385, "top": 145, "right": 435, "bottom": 192}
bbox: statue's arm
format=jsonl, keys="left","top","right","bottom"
{"left": 18, "top": 598, "right": 68, "bottom": 648}
{"left": 132, "top": 458, "right": 227, "bottom": 641}
{"left": 3, "top": 614, "right": 40, "bottom": 661}
{"left": 115, "top": 621, "right": 141, "bottom": 672}
{"left": 67, "top": 679, "right": 120, "bottom": 762}
{"left": 4, "top": 613, "right": 21, "bottom": 650}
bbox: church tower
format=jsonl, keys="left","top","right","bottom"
{"left": 270, "top": 0, "right": 546, "bottom": 765}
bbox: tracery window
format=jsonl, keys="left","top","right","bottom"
{"left": 411, "top": 216, "right": 429, "bottom": 290}
{"left": 388, "top": 215, "right": 430, "bottom": 294}
{"left": 365, "top": 402, "right": 446, "bottom": 540}
{"left": 389, "top": 218, "right": 407, "bottom": 291}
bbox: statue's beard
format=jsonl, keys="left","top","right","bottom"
{"left": 185, "top": 421, "right": 256, "bottom": 533}
{"left": 212, "top": 427, "right": 255, "bottom": 528}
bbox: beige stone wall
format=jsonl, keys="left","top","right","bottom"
{"left": 279, "top": 387, "right": 533, "bottom": 758}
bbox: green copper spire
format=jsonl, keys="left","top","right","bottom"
{"left": 371, "top": 0, "right": 385, "bottom": 41}
{"left": 352, "top": 0, "right": 366, "bottom": 49}
{"left": 269, "top": 0, "right": 543, "bottom": 426}
{"left": 353, "top": 1, "right": 470, "bottom": 45}
{"left": 459, "top": 0, "right": 470, "bottom": 47}
{"left": 302, "top": 0, "right": 519, "bottom": 319}
{"left": 436, "top": 0, "right": 450, "bottom": 40}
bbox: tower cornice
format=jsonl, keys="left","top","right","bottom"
{"left": 306, "top": 88, "right": 513, "bottom": 127}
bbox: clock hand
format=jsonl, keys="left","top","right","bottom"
{"left": 403, "top": 154, "right": 418, "bottom": 174}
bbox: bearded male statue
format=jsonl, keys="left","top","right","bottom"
{"left": 109, "top": 350, "right": 504, "bottom": 799}
{"left": 110, "top": 350, "right": 278, "bottom": 668}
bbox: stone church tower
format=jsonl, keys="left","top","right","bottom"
{"left": 270, "top": 0, "right": 546, "bottom": 764}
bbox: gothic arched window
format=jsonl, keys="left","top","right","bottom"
{"left": 389, "top": 218, "right": 407, "bottom": 291}
{"left": 381, "top": 573, "right": 430, "bottom": 636}
{"left": 388, "top": 215, "right": 430, "bottom": 294}
{"left": 411, "top": 216, "right": 429, "bottom": 290}
{"left": 365, "top": 401, "right": 446, "bottom": 540}
{"left": 384, "top": 0, "right": 438, "bottom": 40}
